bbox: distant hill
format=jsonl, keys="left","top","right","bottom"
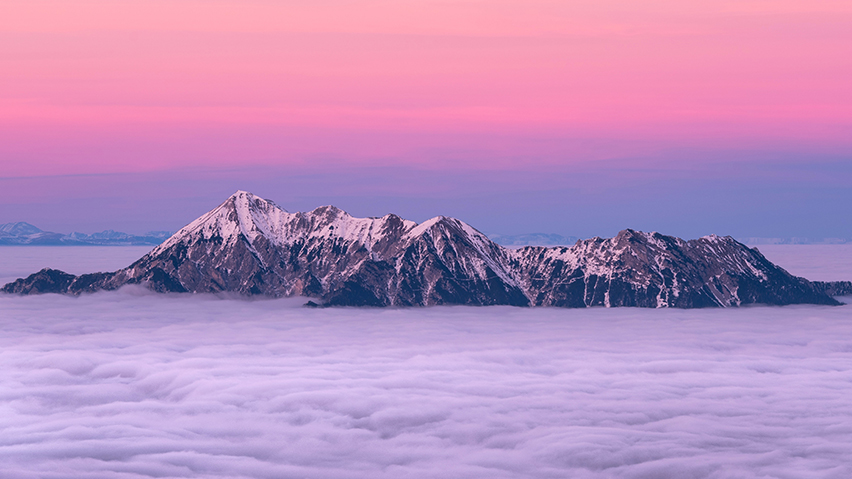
{"left": 488, "top": 233, "right": 579, "bottom": 247}
{"left": 740, "top": 237, "right": 852, "bottom": 245}
{"left": 0, "top": 222, "right": 170, "bottom": 246}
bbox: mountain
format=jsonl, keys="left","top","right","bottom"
{"left": 0, "top": 222, "right": 67, "bottom": 245}
{"left": 0, "top": 222, "right": 170, "bottom": 246}
{"left": 739, "top": 237, "right": 852, "bottom": 245}
{"left": 510, "top": 231, "right": 850, "bottom": 307}
{"left": 489, "top": 233, "right": 579, "bottom": 247}
{"left": 64, "top": 230, "right": 171, "bottom": 246}
{"left": 0, "top": 222, "right": 42, "bottom": 236}
{"left": 3, "top": 191, "right": 849, "bottom": 307}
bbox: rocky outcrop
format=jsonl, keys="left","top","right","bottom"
{"left": 812, "top": 281, "right": 852, "bottom": 297}
{"left": 510, "top": 231, "right": 841, "bottom": 307}
{"left": 2, "top": 191, "right": 846, "bottom": 308}
{"left": 2, "top": 268, "right": 117, "bottom": 295}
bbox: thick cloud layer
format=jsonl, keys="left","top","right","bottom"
{"left": 2, "top": 288, "right": 852, "bottom": 479}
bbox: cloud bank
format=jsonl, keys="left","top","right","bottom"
{"left": 2, "top": 289, "right": 852, "bottom": 478}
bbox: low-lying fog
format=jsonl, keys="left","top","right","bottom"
{"left": 1, "top": 246, "right": 851, "bottom": 478}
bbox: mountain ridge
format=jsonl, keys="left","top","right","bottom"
{"left": 0, "top": 222, "right": 170, "bottom": 246}
{"left": 3, "top": 191, "right": 849, "bottom": 307}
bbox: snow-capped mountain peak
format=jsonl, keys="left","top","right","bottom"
{"left": 151, "top": 191, "right": 293, "bottom": 255}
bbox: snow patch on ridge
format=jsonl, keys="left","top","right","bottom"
{"left": 404, "top": 216, "right": 445, "bottom": 240}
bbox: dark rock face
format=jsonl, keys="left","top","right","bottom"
{"left": 511, "top": 230, "right": 842, "bottom": 307}
{"left": 812, "top": 281, "right": 852, "bottom": 297}
{"left": 2, "top": 191, "right": 846, "bottom": 308}
{"left": 3, "top": 268, "right": 76, "bottom": 294}
{"left": 2, "top": 269, "right": 117, "bottom": 295}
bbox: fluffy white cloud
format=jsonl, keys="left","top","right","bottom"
{"left": 1, "top": 288, "right": 852, "bottom": 478}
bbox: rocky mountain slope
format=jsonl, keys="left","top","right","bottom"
{"left": 3, "top": 191, "right": 848, "bottom": 307}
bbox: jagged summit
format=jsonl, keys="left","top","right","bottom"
{"left": 153, "top": 190, "right": 291, "bottom": 253}
{"left": 3, "top": 191, "right": 849, "bottom": 307}
{"left": 106, "top": 192, "right": 515, "bottom": 305}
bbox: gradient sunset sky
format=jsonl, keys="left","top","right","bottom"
{"left": 1, "top": 0, "right": 850, "bottom": 239}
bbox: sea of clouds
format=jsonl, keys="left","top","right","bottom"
{"left": 1, "top": 246, "right": 852, "bottom": 478}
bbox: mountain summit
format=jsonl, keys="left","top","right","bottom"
{"left": 3, "top": 191, "right": 849, "bottom": 307}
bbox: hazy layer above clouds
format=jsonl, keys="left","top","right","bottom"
{"left": 748, "top": 244, "right": 852, "bottom": 282}
{"left": 0, "top": 246, "right": 153, "bottom": 286}
{"left": 2, "top": 289, "right": 852, "bottom": 479}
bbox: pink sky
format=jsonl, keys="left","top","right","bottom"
{"left": 2, "top": 0, "right": 851, "bottom": 177}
